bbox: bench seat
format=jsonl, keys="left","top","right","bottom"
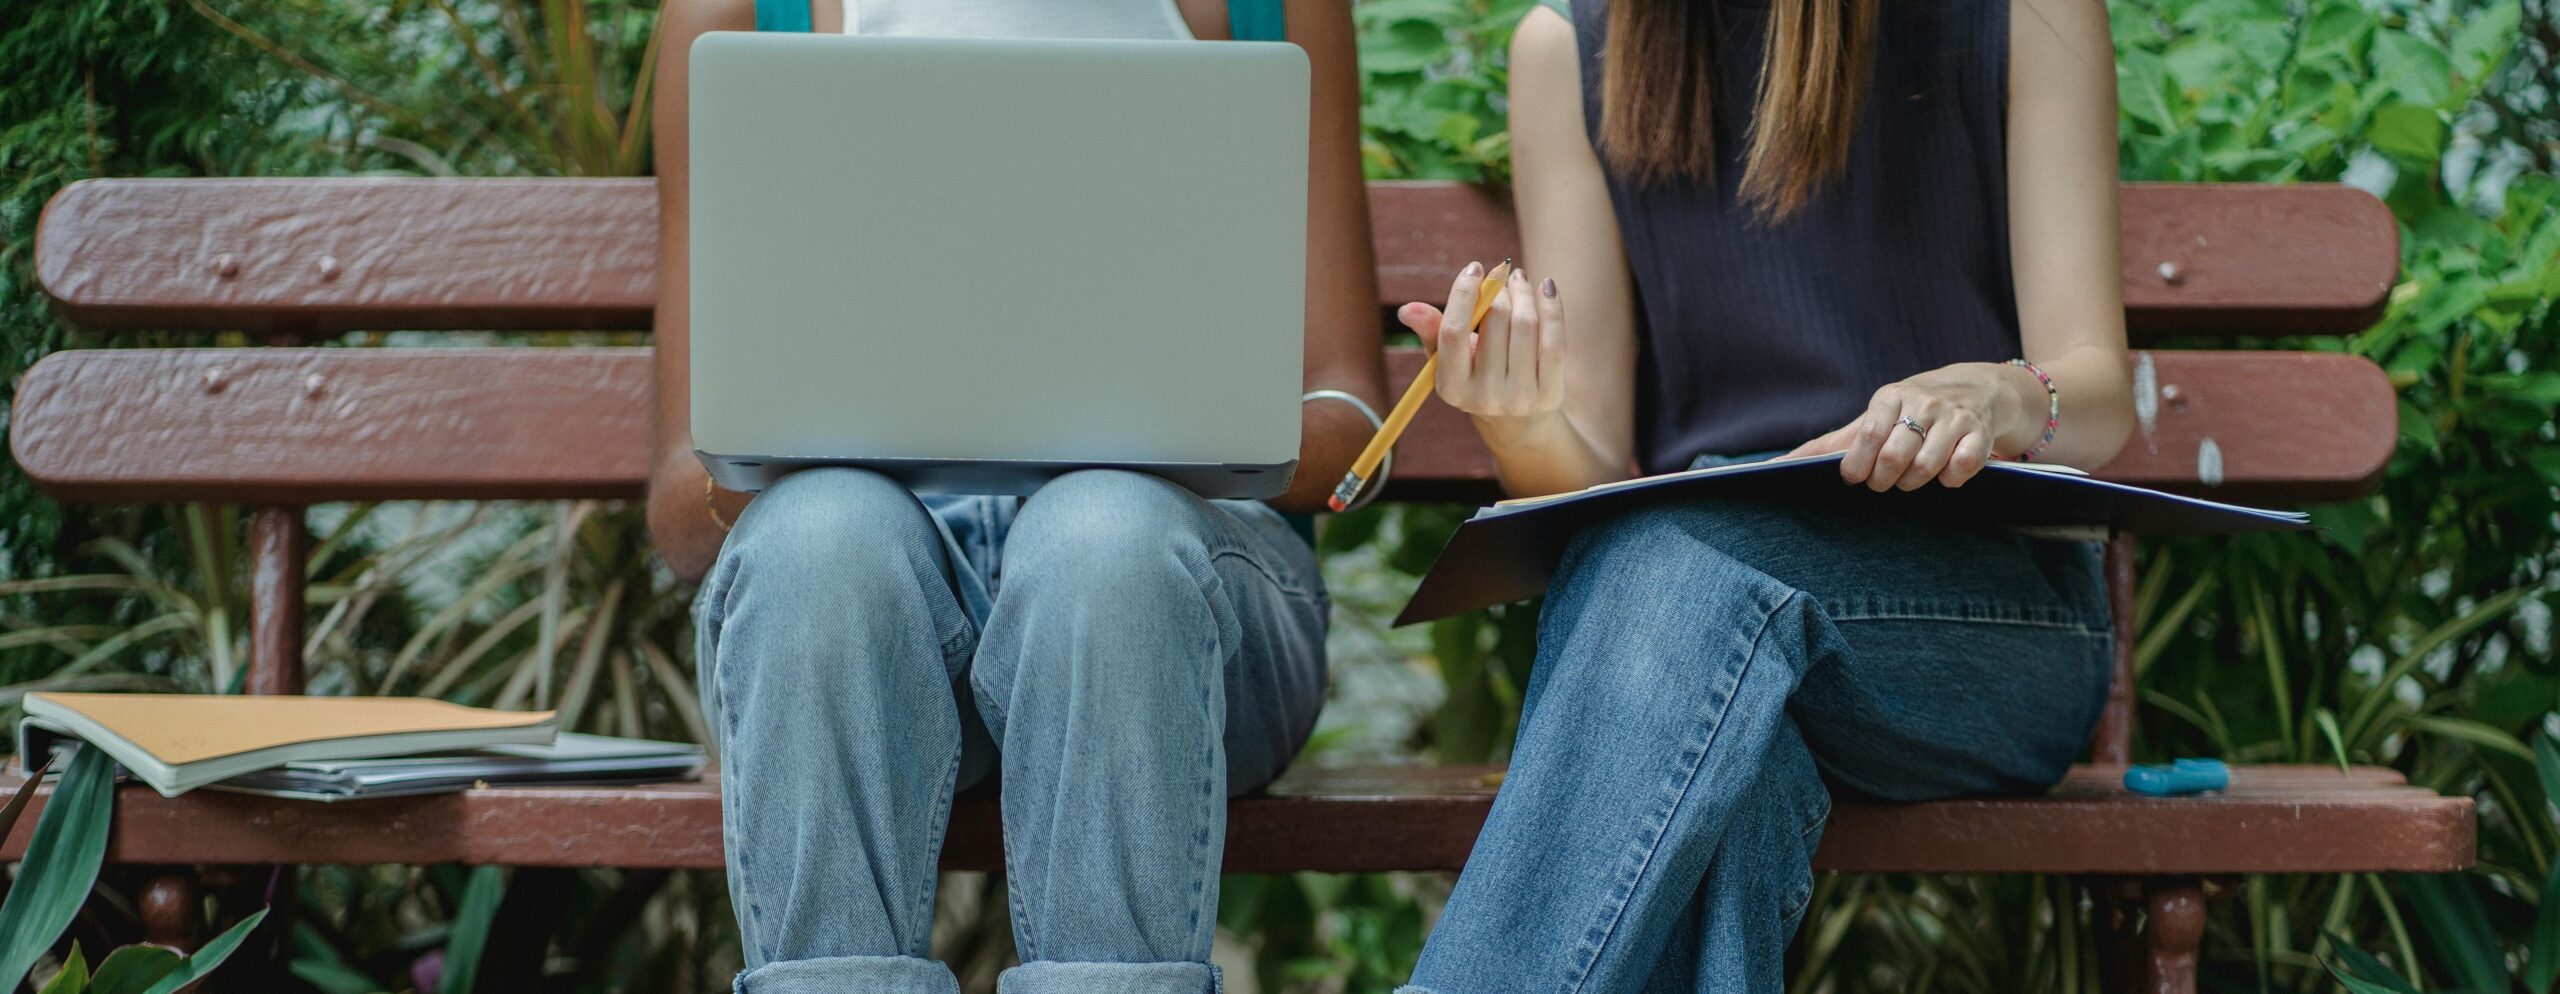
{"left": 15, "top": 176, "right": 2455, "bottom": 990}
{"left": 0, "top": 765, "right": 2468, "bottom": 875}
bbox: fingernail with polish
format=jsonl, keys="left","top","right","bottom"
{"left": 1541, "top": 278, "right": 1558, "bottom": 298}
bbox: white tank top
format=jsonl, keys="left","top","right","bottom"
{"left": 838, "top": 0, "right": 1195, "bottom": 39}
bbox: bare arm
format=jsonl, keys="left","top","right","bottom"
{"left": 1179, "top": 0, "right": 1392, "bottom": 513}
{"left": 646, "top": 0, "right": 758, "bottom": 584}
{"left": 2001, "top": 0, "right": 2133, "bottom": 469}
{"left": 1398, "top": 5, "right": 1637, "bottom": 499}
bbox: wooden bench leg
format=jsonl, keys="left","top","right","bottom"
{"left": 139, "top": 871, "right": 201, "bottom": 951}
{"left": 2142, "top": 877, "right": 2206, "bottom": 994}
{"left": 2093, "top": 878, "right": 2145, "bottom": 994}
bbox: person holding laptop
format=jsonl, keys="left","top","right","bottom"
{"left": 1391, "top": 0, "right": 2134, "bottom": 990}
{"left": 647, "top": 3, "right": 1386, "bottom": 994}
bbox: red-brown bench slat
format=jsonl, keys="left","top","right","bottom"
{"left": 0, "top": 766, "right": 2467, "bottom": 876}
{"left": 38, "top": 179, "right": 2395, "bottom": 340}
{"left": 11, "top": 347, "right": 2395, "bottom": 506}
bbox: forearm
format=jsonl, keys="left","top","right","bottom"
{"left": 1272, "top": 393, "right": 1376, "bottom": 514}
{"left": 647, "top": 448, "right": 743, "bottom": 584}
{"left": 1477, "top": 410, "right": 1630, "bottom": 498}
{"left": 1990, "top": 346, "right": 2133, "bottom": 469}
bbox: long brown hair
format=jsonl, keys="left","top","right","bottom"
{"left": 1596, "top": 0, "right": 1878, "bottom": 222}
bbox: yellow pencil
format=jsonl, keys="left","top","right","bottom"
{"left": 1330, "top": 259, "right": 1513, "bottom": 512}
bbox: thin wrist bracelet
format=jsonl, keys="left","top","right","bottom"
{"left": 705, "top": 475, "right": 734, "bottom": 532}
{"left": 1303, "top": 389, "right": 1390, "bottom": 511}
{"left": 2008, "top": 358, "right": 2059, "bottom": 461}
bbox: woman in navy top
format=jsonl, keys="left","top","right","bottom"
{"left": 1396, "top": 0, "right": 2136, "bottom": 989}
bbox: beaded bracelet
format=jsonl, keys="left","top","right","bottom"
{"left": 2008, "top": 358, "right": 2059, "bottom": 461}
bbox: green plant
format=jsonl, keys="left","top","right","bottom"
{"left": 7, "top": 0, "right": 2557, "bottom": 988}
{"left": 0, "top": 746, "right": 266, "bottom": 994}
{"left": 2324, "top": 725, "right": 2560, "bottom": 994}
{"left": 1353, "top": 0, "right": 1537, "bottom": 182}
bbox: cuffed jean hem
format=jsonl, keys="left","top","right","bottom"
{"left": 734, "top": 954, "right": 960, "bottom": 994}
{"left": 997, "top": 960, "right": 1221, "bottom": 994}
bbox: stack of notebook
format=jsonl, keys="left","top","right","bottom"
{"left": 14, "top": 692, "right": 703, "bottom": 800}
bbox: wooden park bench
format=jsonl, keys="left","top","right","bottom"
{"left": 12, "top": 177, "right": 2470, "bottom": 993}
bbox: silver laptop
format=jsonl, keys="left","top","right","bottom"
{"left": 687, "top": 32, "right": 1309, "bottom": 498}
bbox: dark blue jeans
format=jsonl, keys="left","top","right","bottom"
{"left": 1404, "top": 465, "right": 2114, "bottom": 994}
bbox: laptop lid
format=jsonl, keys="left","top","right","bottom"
{"left": 687, "top": 32, "right": 1309, "bottom": 496}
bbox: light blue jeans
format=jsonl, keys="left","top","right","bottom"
{"left": 1403, "top": 463, "right": 2115, "bottom": 994}
{"left": 695, "top": 467, "right": 1329, "bottom": 994}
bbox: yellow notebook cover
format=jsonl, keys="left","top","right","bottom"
{"left": 19, "top": 693, "right": 559, "bottom": 796}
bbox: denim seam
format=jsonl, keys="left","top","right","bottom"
{"left": 1782, "top": 789, "right": 1831, "bottom": 923}
{"left": 1822, "top": 593, "right": 2098, "bottom": 631}
{"left": 1187, "top": 633, "right": 1221, "bottom": 955}
{"left": 1178, "top": 548, "right": 1234, "bottom": 957}
{"left": 1827, "top": 611, "right": 2099, "bottom": 634}
{"left": 915, "top": 717, "right": 967, "bottom": 960}
{"left": 700, "top": 571, "right": 766, "bottom": 963}
{"left": 1561, "top": 586, "right": 1796, "bottom": 994}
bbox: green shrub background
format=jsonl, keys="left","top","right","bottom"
{"left": 1, "top": 0, "right": 2555, "bottom": 990}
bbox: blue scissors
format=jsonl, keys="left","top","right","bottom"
{"left": 2125, "top": 758, "right": 2229, "bottom": 796}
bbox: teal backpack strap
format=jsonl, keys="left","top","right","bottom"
{"left": 1226, "top": 0, "right": 1286, "bottom": 40}
{"left": 1536, "top": 0, "right": 1570, "bottom": 16}
{"left": 756, "top": 0, "right": 812, "bottom": 32}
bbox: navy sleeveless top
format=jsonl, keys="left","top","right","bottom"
{"left": 1564, "top": 0, "right": 2019, "bottom": 473}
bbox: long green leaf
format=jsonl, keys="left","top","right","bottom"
{"left": 142, "top": 907, "right": 269, "bottom": 994}
{"left": 438, "top": 867, "right": 506, "bottom": 994}
{"left": 2314, "top": 707, "right": 2353, "bottom": 774}
{"left": 87, "top": 945, "right": 181, "bottom": 994}
{"left": 2321, "top": 929, "right": 2420, "bottom": 994}
{"left": 2253, "top": 586, "right": 2296, "bottom": 759}
{"left": 0, "top": 745, "right": 116, "bottom": 991}
{"left": 35, "top": 943, "right": 86, "bottom": 994}
{"left": 2408, "top": 715, "right": 2538, "bottom": 762}
{"left": 2345, "top": 585, "right": 2535, "bottom": 748}
{"left": 0, "top": 752, "right": 59, "bottom": 848}
{"left": 2531, "top": 859, "right": 2560, "bottom": 994}
{"left": 2536, "top": 728, "right": 2560, "bottom": 823}
{"left": 2393, "top": 872, "right": 2508, "bottom": 994}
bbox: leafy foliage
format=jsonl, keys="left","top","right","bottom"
{"left": 3, "top": 0, "right": 2556, "bottom": 989}
{"left": 1353, "top": 0, "right": 1536, "bottom": 181}
{"left": 0, "top": 747, "right": 266, "bottom": 994}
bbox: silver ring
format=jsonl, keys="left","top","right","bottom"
{"left": 1896, "top": 415, "right": 1928, "bottom": 436}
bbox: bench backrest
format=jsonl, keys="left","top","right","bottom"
{"left": 14, "top": 178, "right": 2403, "bottom": 760}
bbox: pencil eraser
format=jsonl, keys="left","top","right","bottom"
{"left": 1326, "top": 495, "right": 1348, "bottom": 513}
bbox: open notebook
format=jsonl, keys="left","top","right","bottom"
{"left": 1394, "top": 452, "right": 2309, "bottom": 626}
{"left": 15, "top": 693, "right": 560, "bottom": 797}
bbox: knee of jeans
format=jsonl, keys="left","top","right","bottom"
{"left": 712, "top": 468, "right": 962, "bottom": 693}
{"left": 724, "top": 468, "right": 936, "bottom": 587}
{"left": 1005, "top": 470, "right": 1212, "bottom": 598}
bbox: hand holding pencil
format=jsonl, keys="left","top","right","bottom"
{"left": 1331, "top": 259, "right": 1535, "bottom": 511}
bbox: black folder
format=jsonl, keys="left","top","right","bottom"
{"left": 1394, "top": 452, "right": 2311, "bottom": 626}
